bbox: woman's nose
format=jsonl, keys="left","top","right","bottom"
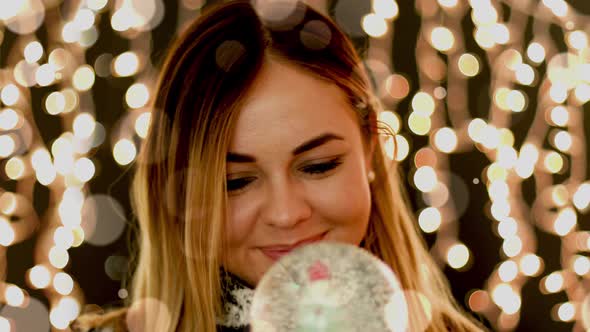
{"left": 261, "top": 177, "right": 312, "bottom": 228}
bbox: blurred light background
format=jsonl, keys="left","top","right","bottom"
{"left": 0, "top": 0, "right": 590, "bottom": 331}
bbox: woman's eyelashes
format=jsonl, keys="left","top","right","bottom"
{"left": 226, "top": 157, "right": 344, "bottom": 193}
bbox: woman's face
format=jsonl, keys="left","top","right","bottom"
{"left": 224, "top": 59, "right": 373, "bottom": 286}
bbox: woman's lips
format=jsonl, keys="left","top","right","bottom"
{"left": 260, "top": 231, "right": 327, "bottom": 261}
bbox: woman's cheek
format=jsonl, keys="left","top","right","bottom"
{"left": 226, "top": 199, "right": 257, "bottom": 246}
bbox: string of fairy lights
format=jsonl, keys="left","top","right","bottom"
{"left": 0, "top": 0, "right": 588, "bottom": 331}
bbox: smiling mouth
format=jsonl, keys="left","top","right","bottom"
{"left": 260, "top": 231, "right": 328, "bottom": 261}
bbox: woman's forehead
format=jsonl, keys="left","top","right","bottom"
{"left": 227, "top": 60, "right": 360, "bottom": 154}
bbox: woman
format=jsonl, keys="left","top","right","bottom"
{"left": 74, "top": 1, "right": 486, "bottom": 331}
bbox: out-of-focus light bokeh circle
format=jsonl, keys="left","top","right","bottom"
{"left": 373, "top": 0, "right": 399, "bottom": 20}
{"left": 113, "top": 52, "right": 140, "bottom": 77}
{"left": 362, "top": 13, "right": 387, "bottom": 38}
{"left": 4, "top": 284, "right": 25, "bottom": 307}
{"left": 519, "top": 254, "right": 543, "bottom": 277}
{"left": 28, "top": 265, "right": 51, "bottom": 289}
{"left": 53, "top": 272, "right": 74, "bottom": 296}
{"left": 458, "top": 53, "right": 480, "bottom": 77}
{"left": 430, "top": 26, "right": 455, "bottom": 52}
{"left": 81, "top": 194, "right": 127, "bottom": 246}
{"left": 126, "top": 83, "right": 150, "bottom": 109}
{"left": 414, "top": 166, "right": 437, "bottom": 192}
{"left": 134, "top": 112, "right": 152, "bottom": 138}
{"left": 1, "top": 84, "right": 20, "bottom": 106}
{"left": 418, "top": 207, "right": 441, "bottom": 233}
{"left": 0, "top": 296, "right": 49, "bottom": 332}
{"left": 0, "top": 216, "right": 16, "bottom": 246}
{"left": 113, "top": 139, "right": 137, "bottom": 165}
{"left": 446, "top": 243, "right": 470, "bottom": 270}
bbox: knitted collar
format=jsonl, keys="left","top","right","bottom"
{"left": 217, "top": 271, "right": 255, "bottom": 329}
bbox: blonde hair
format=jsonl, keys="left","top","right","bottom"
{"left": 126, "top": 1, "right": 487, "bottom": 331}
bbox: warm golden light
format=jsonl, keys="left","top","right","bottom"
{"left": 1, "top": 84, "right": 20, "bottom": 106}
{"left": 544, "top": 151, "right": 564, "bottom": 174}
{"left": 4, "top": 284, "right": 25, "bottom": 307}
{"left": 549, "top": 83, "right": 568, "bottom": 103}
{"left": 497, "top": 218, "right": 518, "bottom": 239}
{"left": 0, "top": 316, "right": 9, "bottom": 332}
{"left": 467, "top": 118, "right": 487, "bottom": 142}
{"left": 447, "top": 243, "right": 470, "bottom": 269}
{"left": 385, "top": 74, "right": 410, "bottom": 99}
{"left": 487, "top": 163, "right": 508, "bottom": 182}
{"left": 433, "top": 127, "right": 457, "bottom": 153}
{"left": 408, "top": 112, "right": 431, "bottom": 136}
{"left": 0, "top": 134, "right": 16, "bottom": 158}
{"left": 506, "top": 90, "right": 526, "bottom": 113}
{"left": 0, "top": 108, "right": 19, "bottom": 130}
{"left": 494, "top": 87, "right": 511, "bottom": 111}
{"left": 526, "top": 42, "right": 546, "bottom": 63}
{"left": 5, "top": 156, "right": 25, "bottom": 180}
{"left": 72, "top": 65, "right": 96, "bottom": 91}
{"left": 36, "top": 64, "right": 56, "bottom": 86}
{"left": 549, "top": 106, "right": 569, "bottom": 126}
{"left": 113, "top": 139, "right": 137, "bottom": 165}
{"left": 73, "top": 157, "right": 96, "bottom": 183}
{"left": 496, "top": 146, "right": 517, "bottom": 169}
{"left": 411, "top": 92, "right": 435, "bottom": 116}
{"left": 574, "top": 83, "right": 590, "bottom": 103}
{"left": 573, "top": 255, "right": 590, "bottom": 276}
{"left": 573, "top": 183, "right": 590, "bottom": 211}
{"left": 437, "top": 0, "right": 458, "bottom": 8}
{"left": 114, "top": 52, "right": 140, "bottom": 77}
{"left": 379, "top": 111, "right": 401, "bottom": 134}
{"left": 502, "top": 236, "right": 522, "bottom": 258}
{"left": 491, "top": 283, "right": 521, "bottom": 314}
{"left": 498, "top": 260, "right": 518, "bottom": 282}
{"left": 45, "top": 91, "right": 66, "bottom": 115}
{"left": 492, "top": 23, "right": 510, "bottom": 45}
{"left": 0, "top": 216, "right": 15, "bottom": 246}
{"left": 458, "top": 53, "right": 480, "bottom": 77}
{"left": 73, "top": 113, "right": 96, "bottom": 139}
{"left": 53, "top": 226, "right": 75, "bottom": 249}
{"left": 556, "top": 302, "right": 575, "bottom": 322}
{"left": 567, "top": 30, "right": 588, "bottom": 50}
{"left": 53, "top": 272, "right": 74, "bottom": 295}
{"left": 543, "top": 271, "right": 564, "bottom": 293}
{"left": 362, "top": 13, "right": 387, "bottom": 38}
{"left": 29, "top": 265, "right": 51, "bottom": 289}
{"left": 87, "top": 0, "right": 108, "bottom": 10}
{"left": 519, "top": 254, "right": 542, "bottom": 277}
{"left": 430, "top": 26, "right": 455, "bottom": 52}
{"left": 414, "top": 166, "right": 438, "bottom": 192}
{"left": 553, "top": 207, "right": 577, "bottom": 236}
{"left": 553, "top": 130, "right": 572, "bottom": 152}
{"left": 418, "top": 207, "right": 442, "bottom": 233}
{"left": 0, "top": 192, "right": 17, "bottom": 215}
{"left": 373, "top": 0, "right": 399, "bottom": 19}
{"left": 126, "top": 83, "right": 150, "bottom": 109}
{"left": 514, "top": 64, "right": 535, "bottom": 86}
{"left": 542, "top": 0, "right": 568, "bottom": 17}
{"left": 48, "top": 246, "right": 69, "bottom": 269}
{"left": 24, "top": 41, "right": 43, "bottom": 63}
{"left": 135, "top": 112, "right": 152, "bottom": 138}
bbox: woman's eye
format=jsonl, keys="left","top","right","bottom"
{"left": 301, "top": 158, "right": 343, "bottom": 175}
{"left": 226, "top": 177, "right": 255, "bottom": 192}
{"left": 226, "top": 159, "right": 343, "bottom": 193}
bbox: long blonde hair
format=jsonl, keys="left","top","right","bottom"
{"left": 128, "top": 1, "right": 486, "bottom": 331}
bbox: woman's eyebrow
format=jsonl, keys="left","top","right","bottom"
{"left": 226, "top": 133, "right": 344, "bottom": 163}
